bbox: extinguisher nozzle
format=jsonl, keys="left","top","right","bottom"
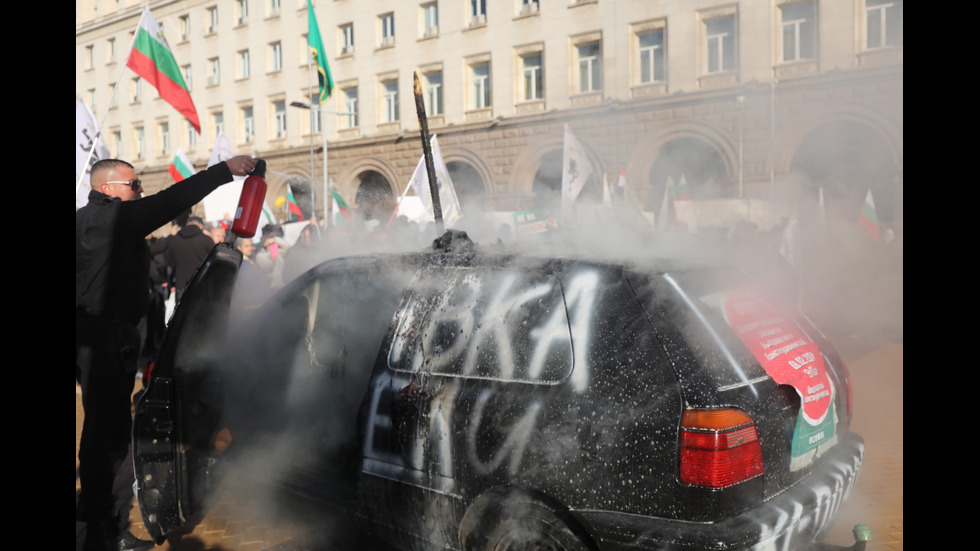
{"left": 251, "top": 159, "right": 267, "bottom": 178}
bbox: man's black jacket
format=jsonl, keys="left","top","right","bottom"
{"left": 76, "top": 163, "right": 233, "bottom": 324}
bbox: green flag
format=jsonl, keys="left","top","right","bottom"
{"left": 307, "top": 0, "right": 334, "bottom": 103}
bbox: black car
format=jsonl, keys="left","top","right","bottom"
{"left": 134, "top": 232, "right": 863, "bottom": 551}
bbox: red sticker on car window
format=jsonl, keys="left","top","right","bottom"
{"left": 722, "top": 293, "right": 833, "bottom": 425}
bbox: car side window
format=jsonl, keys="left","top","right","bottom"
{"left": 387, "top": 267, "right": 573, "bottom": 384}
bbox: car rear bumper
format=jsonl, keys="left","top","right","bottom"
{"left": 572, "top": 432, "right": 864, "bottom": 551}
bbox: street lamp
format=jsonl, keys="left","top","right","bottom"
{"left": 289, "top": 101, "right": 355, "bottom": 228}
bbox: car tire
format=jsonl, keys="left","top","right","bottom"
{"left": 463, "top": 494, "right": 591, "bottom": 551}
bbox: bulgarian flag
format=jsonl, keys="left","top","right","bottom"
{"left": 286, "top": 184, "right": 305, "bottom": 221}
{"left": 127, "top": 7, "right": 201, "bottom": 133}
{"left": 330, "top": 188, "right": 353, "bottom": 225}
{"left": 168, "top": 147, "right": 195, "bottom": 182}
{"left": 858, "top": 189, "right": 881, "bottom": 242}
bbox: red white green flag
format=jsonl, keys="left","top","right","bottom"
{"left": 286, "top": 184, "right": 305, "bottom": 221}
{"left": 330, "top": 188, "right": 353, "bottom": 225}
{"left": 858, "top": 189, "right": 881, "bottom": 242}
{"left": 168, "top": 147, "right": 195, "bottom": 182}
{"left": 127, "top": 7, "right": 201, "bottom": 133}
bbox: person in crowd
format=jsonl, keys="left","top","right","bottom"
{"left": 76, "top": 155, "right": 257, "bottom": 551}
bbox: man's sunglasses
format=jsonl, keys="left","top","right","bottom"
{"left": 105, "top": 179, "right": 143, "bottom": 191}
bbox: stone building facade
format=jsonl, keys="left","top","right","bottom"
{"left": 77, "top": 0, "right": 902, "bottom": 234}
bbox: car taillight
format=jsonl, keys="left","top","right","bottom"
{"left": 680, "top": 408, "right": 764, "bottom": 488}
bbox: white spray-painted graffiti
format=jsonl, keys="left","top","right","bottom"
{"left": 747, "top": 449, "right": 861, "bottom": 551}
{"left": 465, "top": 390, "right": 542, "bottom": 476}
{"left": 363, "top": 268, "right": 602, "bottom": 492}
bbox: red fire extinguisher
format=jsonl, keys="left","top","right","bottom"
{"left": 231, "top": 159, "right": 267, "bottom": 239}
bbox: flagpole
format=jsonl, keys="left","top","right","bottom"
{"left": 413, "top": 71, "right": 444, "bottom": 235}
{"left": 76, "top": 8, "right": 148, "bottom": 198}
{"left": 328, "top": 109, "right": 333, "bottom": 228}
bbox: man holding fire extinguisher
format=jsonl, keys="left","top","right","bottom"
{"left": 76, "top": 155, "right": 258, "bottom": 551}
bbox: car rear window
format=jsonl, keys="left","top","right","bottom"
{"left": 635, "top": 268, "right": 773, "bottom": 390}
{"left": 387, "top": 266, "right": 573, "bottom": 384}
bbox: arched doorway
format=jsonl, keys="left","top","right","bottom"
{"left": 647, "top": 137, "right": 729, "bottom": 210}
{"left": 530, "top": 149, "right": 601, "bottom": 216}
{"left": 355, "top": 170, "right": 395, "bottom": 222}
{"left": 447, "top": 161, "right": 485, "bottom": 216}
{"left": 790, "top": 121, "right": 898, "bottom": 226}
{"left": 283, "top": 177, "right": 313, "bottom": 220}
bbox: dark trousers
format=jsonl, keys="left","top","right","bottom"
{"left": 76, "top": 313, "right": 140, "bottom": 530}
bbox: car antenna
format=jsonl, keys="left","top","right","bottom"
{"left": 412, "top": 71, "right": 445, "bottom": 236}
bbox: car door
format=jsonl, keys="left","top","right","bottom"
{"left": 132, "top": 243, "right": 242, "bottom": 543}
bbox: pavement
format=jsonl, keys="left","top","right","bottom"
{"left": 77, "top": 341, "right": 902, "bottom": 551}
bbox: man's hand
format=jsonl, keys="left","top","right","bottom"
{"left": 226, "top": 156, "right": 259, "bottom": 176}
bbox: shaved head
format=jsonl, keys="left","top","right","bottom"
{"left": 91, "top": 159, "right": 134, "bottom": 187}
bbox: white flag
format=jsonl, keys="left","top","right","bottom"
{"left": 202, "top": 132, "right": 243, "bottom": 222}
{"left": 672, "top": 175, "right": 698, "bottom": 234}
{"left": 561, "top": 124, "right": 593, "bottom": 213}
{"left": 76, "top": 91, "right": 110, "bottom": 209}
{"left": 207, "top": 132, "right": 235, "bottom": 169}
{"left": 656, "top": 176, "right": 674, "bottom": 232}
{"left": 408, "top": 135, "right": 462, "bottom": 224}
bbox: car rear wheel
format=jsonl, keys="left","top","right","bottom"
{"left": 463, "top": 494, "right": 590, "bottom": 551}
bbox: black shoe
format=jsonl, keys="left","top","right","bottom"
{"left": 114, "top": 530, "right": 155, "bottom": 551}
{"left": 84, "top": 525, "right": 154, "bottom": 551}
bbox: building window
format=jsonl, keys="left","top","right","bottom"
{"left": 131, "top": 77, "right": 141, "bottom": 103}
{"left": 180, "top": 15, "right": 190, "bottom": 41}
{"left": 268, "top": 0, "right": 281, "bottom": 17}
{"left": 274, "top": 100, "right": 287, "bottom": 138}
{"left": 159, "top": 122, "right": 170, "bottom": 156}
{"left": 343, "top": 87, "right": 359, "bottom": 128}
{"left": 521, "top": 53, "right": 543, "bottom": 101}
{"left": 781, "top": 2, "right": 816, "bottom": 62}
{"left": 471, "top": 63, "right": 491, "bottom": 109}
{"left": 308, "top": 94, "right": 322, "bottom": 133}
{"left": 519, "top": 0, "right": 539, "bottom": 16}
{"left": 85, "top": 45, "right": 94, "bottom": 70}
{"left": 238, "top": 50, "right": 250, "bottom": 79}
{"left": 134, "top": 126, "right": 145, "bottom": 159}
{"left": 208, "top": 57, "right": 220, "bottom": 86}
{"left": 242, "top": 106, "right": 254, "bottom": 142}
{"left": 577, "top": 42, "right": 602, "bottom": 92}
{"left": 705, "top": 15, "right": 736, "bottom": 73}
{"left": 470, "top": 0, "right": 486, "bottom": 26}
{"left": 422, "top": 3, "right": 439, "bottom": 37}
{"left": 382, "top": 80, "right": 399, "bottom": 122}
{"left": 380, "top": 13, "right": 395, "bottom": 47}
{"left": 182, "top": 64, "right": 192, "bottom": 91}
{"left": 269, "top": 41, "right": 283, "bottom": 72}
{"left": 236, "top": 0, "right": 248, "bottom": 25}
{"left": 340, "top": 23, "right": 354, "bottom": 55}
{"left": 111, "top": 130, "right": 122, "bottom": 157}
{"left": 106, "top": 38, "right": 116, "bottom": 64}
{"left": 638, "top": 30, "right": 665, "bottom": 83}
{"left": 302, "top": 34, "right": 312, "bottom": 64}
{"left": 185, "top": 120, "right": 196, "bottom": 148}
{"left": 107, "top": 85, "right": 117, "bottom": 108}
{"left": 212, "top": 111, "right": 224, "bottom": 141}
{"left": 866, "top": 0, "right": 902, "bottom": 49}
{"left": 207, "top": 6, "right": 219, "bottom": 34}
{"left": 424, "top": 71, "right": 443, "bottom": 114}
